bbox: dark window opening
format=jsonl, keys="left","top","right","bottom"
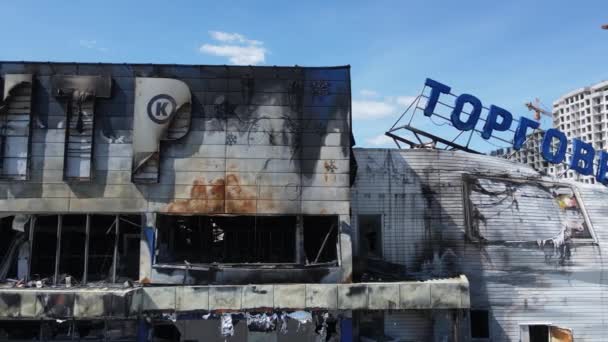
{"left": 85, "top": 214, "right": 141, "bottom": 282}
{"left": 106, "top": 320, "right": 138, "bottom": 341}
{"left": 88, "top": 215, "right": 116, "bottom": 282}
{"left": 529, "top": 325, "right": 548, "bottom": 342}
{"left": 31, "top": 215, "right": 59, "bottom": 281}
{"left": 0, "top": 320, "right": 41, "bottom": 340}
{"left": 116, "top": 215, "right": 142, "bottom": 281}
{"left": 470, "top": 310, "right": 490, "bottom": 339}
{"left": 59, "top": 215, "right": 87, "bottom": 283}
{"left": 359, "top": 311, "right": 385, "bottom": 340}
{"left": 153, "top": 323, "right": 181, "bottom": 341}
{"left": 27, "top": 214, "right": 140, "bottom": 285}
{"left": 157, "top": 215, "right": 296, "bottom": 264}
{"left": 0, "top": 216, "right": 24, "bottom": 280}
{"left": 303, "top": 215, "right": 339, "bottom": 264}
{"left": 358, "top": 215, "right": 382, "bottom": 258}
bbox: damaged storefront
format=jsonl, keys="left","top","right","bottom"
{"left": 0, "top": 62, "right": 470, "bottom": 341}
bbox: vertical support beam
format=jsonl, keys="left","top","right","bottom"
{"left": 54, "top": 215, "right": 63, "bottom": 285}
{"left": 112, "top": 215, "right": 120, "bottom": 283}
{"left": 83, "top": 214, "right": 90, "bottom": 284}
{"left": 139, "top": 213, "right": 155, "bottom": 282}
{"left": 295, "top": 215, "right": 305, "bottom": 264}
{"left": 338, "top": 214, "right": 353, "bottom": 283}
{"left": 26, "top": 216, "right": 35, "bottom": 282}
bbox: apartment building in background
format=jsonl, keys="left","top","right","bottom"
{"left": 489, "top": 130, "right": 547, "bottom": 173}
{"left": 550, "top": 80, "right": 608, "bottom": 184}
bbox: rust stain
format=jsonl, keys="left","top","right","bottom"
{"left": 225, "top": 174, "right": 257, "bottom": 214}
{"left": 165, "top": 177, "right": 225, "bottom": 214}
{"left": 550, "top": 327, "right": 573, "bottom": 342}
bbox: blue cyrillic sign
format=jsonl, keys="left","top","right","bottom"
{"left": 423, "top": 78, "right": 608, "bottom": 184}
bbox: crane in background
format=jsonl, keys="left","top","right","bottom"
{"left": 525, "top": 98, "right": 552, "bottom": 121}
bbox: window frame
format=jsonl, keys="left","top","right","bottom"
{"left": 462, "top": 174, "right": 597, "bottom": 244}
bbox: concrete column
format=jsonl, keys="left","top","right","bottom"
{"left": 295, "top": 215, "right": 305, "bottom": 264}
{"left": 139, "top": 212, "right": 155, "bottom": 282}
{"left": 339, "top": 214, "right": 353, "bottom": 283}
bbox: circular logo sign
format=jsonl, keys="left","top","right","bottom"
{"left": 147, "top": 94, "right": 177, "bottom": 124}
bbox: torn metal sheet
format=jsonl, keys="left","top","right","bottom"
{"left": 132, "top": 77, "right": 191, "bottom": 183}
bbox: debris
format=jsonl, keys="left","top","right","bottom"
{"left": 246, "top": 313, "right": 277, "bottom": 332}
{"left": 314, "top": 312, "right": 329, "bottom": 341}
{"left": 287, "top": 311, "right": 313, "bottom": 325}
{"left": 538, "top": 220, "right": 584, "bottom": 264}
{"left": 35, "top": 280, "right": 43, "bottom": 288}
{"left": 220, "top": 314, "right": 234, "bottom": 337}
{"left": 161, "top": 313, "right": 176, "bottom": 323}
{"left": 202, "top": 313, "right": 212, "bottom": 320}
{"left": 11, "top": 215, "right": 30, "bottom": 232}
{"left": 279, "top": 313, "right": 288, "bottom": 334}
{"left": 65, "top": 276, "right": 71, "bottom": 288}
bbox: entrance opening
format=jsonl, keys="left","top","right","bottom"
{"left": 470, "top": 310, "right": 490, "bottom": 339}
{"left": 529, "top": 325, "right": 548, "bottom": 342}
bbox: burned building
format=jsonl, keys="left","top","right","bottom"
{"left": 0, "top": 62, "right": 469, "bottom": 341}
{"left": 352, "top": 148, "right": 608, "bottom": 341}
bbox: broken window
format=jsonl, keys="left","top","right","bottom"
{"left": 303, "top": 215, "right": 339, "bottom": 264}
{"left": 157, "top": 215, "right": 296, "bottom": 264}
{"left": 59, "top": 215, "right": 87, "bottom": 283}
{"left": 0, "top": 216, "right": 23, "bottom": 280}
{"left": 520, "top": 324, "right": 573, "bottom": 342}
{"left": 28, "top": 214, "right": 140, "bottom": 285}
{"left": 31, "top": 215, "right": 60, "bottom": 282}
{"left": 465, "top": 176, "right": 594, "bottom": 243}
{"left": 470, "top": 310, "right": 490, "bottom": 339}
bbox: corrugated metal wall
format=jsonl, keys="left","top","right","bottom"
{"left": 352, "top": 148, "right": 608, "bottom": 341}
{"left": 0, "top": 62, "right": 350, "bottom": 216}
{"left": 384, "top": 311, "right": 432, "bottom": 341}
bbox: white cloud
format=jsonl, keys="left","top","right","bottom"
{"left": 352, "top": 92, "right": 419, "bottom": 120}
{"left": 352, "top": 100, "right": 396, "bottom": 120}
{"left": 209, "top": 31, "right": 262, "bottom": 45}
{"left": 79, "top": 40, "right": 108, "bottom": 52}
{"left": 366, "top": 134, "right": 395, "bottom": 147}
{"left": 396, "top": 95, "right": 417, "bottom": 107}
{"left": 359, "top": 89, "right": 378, "bottom": 98}
{"left": 200, "top": 31, "right": 266, "bottom": 65}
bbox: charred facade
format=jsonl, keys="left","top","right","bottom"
{"left": 0, "top": 62, "right": 475, "bottom": 342}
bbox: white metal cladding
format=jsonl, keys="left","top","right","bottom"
{"left": 351, "top": 148, "right": 608, "bottom": 341}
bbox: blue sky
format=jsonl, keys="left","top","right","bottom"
{"left": 2, "top": 1, "right": 607, "bottom": 151}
